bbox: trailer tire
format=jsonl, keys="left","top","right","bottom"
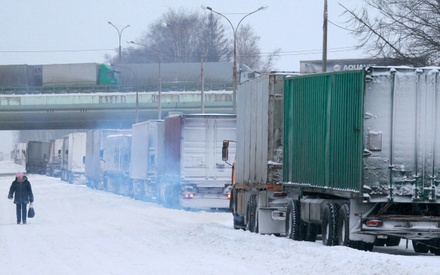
{"left": 322, "top": 203, "right": 339, "bottom": 246}
{"left": 412, "top": 240, "right": 429, "bottom": 253}
{"left": 231, "top": 191, "right": 245, "bottom": 230}
{"left": 304, "top": 223, "right": 318, "bottom": 242}
{"left": 246, "top": 195, "right": 258, "bottom": 233}
{"left": 337, "top": 204, "right": 350, "bottom": 247}
{"left": 286, "top": 200, "right": 304, "bottom": 241}
{"left": 385, "top": 236, "right": 400, "bottom": 246}
{"left": 374, "top": 238, "right": 386, "bottom": 246}
{"left": 359, "top": 241, "right": 374, "bottom": 251}
{"left": 103, "top": 176, "right": 109, "bottom": 192}
{"left": 428, "top": 239, "right": 440, "bottom": 255}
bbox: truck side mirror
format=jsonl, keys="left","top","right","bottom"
{"left": 222, "top": 140, "right": 229, "bottom": 161}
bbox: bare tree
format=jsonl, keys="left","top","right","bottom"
{"left": 202, "top": 12, "right": 232, "bottom": 62}
{"left": 342, "top": 0, "right": 438, "bottom": 65}
{"left": 110, "top": 8, "right": 279, "bottom": 71}
{"left": 236, "top": 24, "right": 261, "bottom": 70}
{"left": 236, "top": 24, "right": 280, "bottom": 72}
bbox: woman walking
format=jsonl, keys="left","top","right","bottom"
{"left": 8, "top": 172, "right": 34, "bottom": 224}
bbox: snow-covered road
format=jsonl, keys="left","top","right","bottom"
{"left": 0, "top": 161, "right": 439, "bottom": 275}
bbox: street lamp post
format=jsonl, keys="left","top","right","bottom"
{"left": 108, "top": 21, "right": 130, "bottom": 64}
{"left": 204, "top": 6, "right": 266, "bottom": 113}
{"left": 127, "top": 41, "right": 162, "bottom": 121}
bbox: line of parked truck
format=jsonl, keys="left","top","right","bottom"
{"left": 12, "top": 113, "right": 236, "bottom": 211}
{"left": 12, "top": 65, "right": 440, "bottom": 254}
{"left": 222, "top": 66, "right": 440, "bottom": 254}
{"left": 0, "top": 62, "right": 256, "bottom": 94}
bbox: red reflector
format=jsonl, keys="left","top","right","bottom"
{"left": 267, "top": 185, "right": 282, "bottom": 191}
{"left": 273, "top": 192, "right": 287, "bottom": 197}
{"left": 365, "top": 220, "right": 383, "bottom": 227}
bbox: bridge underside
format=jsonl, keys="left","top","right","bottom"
{"left": 0, "top": 102, "right": 233, "bottom": 130}
{"left": 0, "top": 91, "right": 233, "bottom": 130}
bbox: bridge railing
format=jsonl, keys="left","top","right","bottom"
{"left": 0, "top": 81, "right": 233, "bottom": 95}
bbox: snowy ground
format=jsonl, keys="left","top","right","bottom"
{"left": 0, "top": 160, "right": 439, "bottom": 275}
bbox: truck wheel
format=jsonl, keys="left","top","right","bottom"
{"left": 322, "top": 203, "right": 339, "bottom": 246}
{"left": 385, "top": 236, "right": 400, "bottom": 246}
{"left": 286, "top": 200, "right": 304, "bottom": 241}
{"left": 428, "top": 239, "right": 440, "bottom": 255}
{"left": 246, "top": 195, "right": 258, "bottom": 233}
{"left": 304, "top": 223, "right": 318, "bottom": 242}
{"left": 337, "top": 204, "right": 350, "bottom": 247}
{"left": 374, "top": 238, "right": 386, "bottom": 246}
{"left": 103, "top": 176, "right": 109, "bottom": 192}
{"left": 233, "top": 214, "right": 244, "bottom": 230}
{"left": 412, "top": 240, "right": 429, "bottom": 253}
{"left": 360, "top": 241, "right": 374, "bottom": 251}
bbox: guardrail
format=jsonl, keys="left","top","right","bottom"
{"left": 0, "top": 81, "right": 233, "bottom": 95}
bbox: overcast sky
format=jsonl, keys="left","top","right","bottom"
{"left": 0, "top": 0, "right": 368, "bottom": 71}
{"left": 0, "top": 1, "right": 370, "bottom": 156}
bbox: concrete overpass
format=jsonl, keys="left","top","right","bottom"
{"left": 0, "top": 91, "right": 233, "bottom": 130}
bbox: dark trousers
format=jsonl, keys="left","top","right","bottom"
{"left": 16, "top": 203, "right": 27, "bottom": 223}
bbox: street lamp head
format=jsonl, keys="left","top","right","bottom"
{"left": 258, "top": 6, "right": 268, "bottom": 11}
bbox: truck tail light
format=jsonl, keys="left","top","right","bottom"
{"left": 184, "top": 193, "right": 194, "bottom": 199}
{"left": 365, "top": 220, "right": 383, "bottom": 227}
{"left": 273, "top": 192, "right": 287, "bottom": 198}
{"left": 227, "top": 194, "right": 231, "bottom": 199}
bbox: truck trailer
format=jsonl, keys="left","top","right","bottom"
{"left": 14, "top": 142, "right": 27, "bottom": 165}
{"left": 85, "top": 129, "right": 131, "bottom": 190}
{"left": 0, "top": 63, "right": 119, "bottom": 93}
{"left": 226, "top": 68, "right": 440, "bottom": 253}
{"left": 46, "top": 138, "right": 63, "bottom": 177}
{"left": 61, "top": 133, "right": 87, "bottom": 184}
{"left": 130, "top": 120, "right": 164, "bottom": 201}
{"left": 25, "top": 141, "right": 50, "bottom": 174}
{"left": 42, "top": 63, "right": 119, "bottom": 87}
{"left": 158, "top": 114, "right": 236, "bottom": 210}
{"left": 102, "top": 132, "right": 132, "bottom": 195}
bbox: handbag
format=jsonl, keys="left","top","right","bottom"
{"left": 28, "top": 203, "right": 35, "bottom": 218}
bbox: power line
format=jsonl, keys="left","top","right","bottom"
{"left": 0, "top": 49, "right": 114, "bottom": 53}
{"left": 0, "top": 46, "right": 359, "bottom": 58}
{"left": 328, "top": 19, "right": 354, "bottom": 32}
{"left": 259, "top": 46, "right": 358, "bottom": 57}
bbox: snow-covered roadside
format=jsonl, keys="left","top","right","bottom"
{"left": 0, "top": 161, "right": 439, "bottom": 275}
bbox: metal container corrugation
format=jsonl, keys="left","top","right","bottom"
{"left": 362, "top": 67, "right": 440, "bottom": 202}
{"left": 42, "top": 63, "right": 99, "bottom": 86}
{"left": 85, "top": 129, "right": 131, "bottom": 180}
{"left": 67, "top": 133, "right": 87, "bottom": 173}
{"left": 129, "top": 120, "right": 164, "bottom": 180}
{"left": 283, "top": 70, "right": 365, "bottom": 194}
{"left": 26, "top": 141, "right": 50, "bottom": 165}
{"left": 236, "top": 73, "right": 286, "bottom": 185}
{"left": 284, "top": 67, "right": 440, "bottom": 202}
{"left": 114, "top": 62, "right": 232, "bottom": 84}
{"left": 103, "top": 132, "right": 132, "bottom": 174}
{"left": 0, "top": 65, "right": 36, "bottom": 87}
{"left": 163, "top": 114, "right": 236, "bottom": 183}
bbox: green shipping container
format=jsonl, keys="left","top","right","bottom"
{"left": 284, "top": 67, "right": 440, "bottom": 203}
{"left": 283, "top": 70, "right": 365, "bottom": 196}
